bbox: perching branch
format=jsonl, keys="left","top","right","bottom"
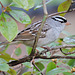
{"left": 36, "top": 55, "right": 75, "bottom": 59}
{"left": 30, "top": 0, "right": 48, "bottom": 56}
{"left": 8, "top": 55, "right": 75, "bottom": 67}
{"left": 8, "top": 45, "right": 75, "bottom": 66}
{"left": 8, "top": 56, "right": 32, "bottom": 66}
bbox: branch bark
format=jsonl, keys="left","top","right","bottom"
{"left": 8, "top": 56, "right": 32, "bottom": 66}
{"left": 36, "top": 55, "right": 75, "bottom": 59}
{"left": 8, "top": 55, "right": 75, "bottom": 66}
{"left": 7, "top": 44, "right": 75, "bottom": 66}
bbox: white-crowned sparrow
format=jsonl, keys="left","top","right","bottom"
{"left": 1, "top": 15, "right": 70, "bottom": 47}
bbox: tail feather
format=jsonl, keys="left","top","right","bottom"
{"left": 0, "top": 41, "right": 23, "bottom": 46}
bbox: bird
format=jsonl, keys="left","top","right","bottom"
{"left": 0, "top": 15, "right": 70, "bottom": 47}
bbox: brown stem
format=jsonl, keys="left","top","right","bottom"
{"left": 32, "top": 61, "right": 43, "bottom": 75}
{"left": 30, "top": 0, "right": 48, "bottom": 56}
{"left": 36, "top": 55, "right": 75, "bottom": 59}
{"left": 48, "top": 8, "right": 75, "bottom": 17}
{"left": 8, "top": 56, "right": 32, "bottom": 66}
{"left": 0, "top": 1, "right": 6, "bottom": 12}
{"left": 0, "top": 2, "right": 4, "bottom": 8}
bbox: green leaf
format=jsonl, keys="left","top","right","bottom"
{"left": 13, "top": 0, "right": 34, "bottom": 10}
{"left": 7, "top": 68, "right": 17, "bottom": 75}
{"left": 58, "top": 0, "right": 72, "bottom": 16}
{"left": 1, "top": 44, "right": 9, "bottom": 53}
{"left": 47, "top": 68, "right": 68, "bottom": 75}
{"left": 9, "top": 2, "right": 19, "bottom": 7}
{"left": 33, "top": 62, "right": 45, "bottom": 71}
{"left": 0, "top": 52, "right": 16, "bottom": 61}
{"left": 15, "top": 47, "right": 22, "bottom": 56}
{"left": 22, "top": 62, "right": 31, "bottom": 68}
{"left": 0, "top": 13, "right": 18, "bottom": 42}
{"left": 46, "top": 62, "right": 56, "bottom": 73}
{"left": 0, "top": 63, "right": 9, "bottom": 71}
{"left": 0, "top": 0, "right": 12, "bottom": 8}
{"left": 0, "top": 58, "right": 10, "bottom": 72}
{"left": 63, "top": 35, "right": 75, "bottom": 44}
{"left": 34, "top": 0, "right": 42, "bottom": 6}
{"left": 10, "top": 10, "right": 31, "bottom": 24}
{"left": 22, "top": 71, "right": 31, "bottom": 75}
{"left": 5, "top": 6, "right": 12, "bottom": 12}
{"left": 0, "top": 58, "right": 7, "bottom": 64}
{"left": 26, "top": 46, "right": 32, "bottom": 55}
{"left": 62, "top": 30, "right": 71, "bottom": 36}
{"left": 63, "top": 72, "right": 73, "bottom": 75}
{"left": 68, "top": 59, "right": 75, "bottom": 67}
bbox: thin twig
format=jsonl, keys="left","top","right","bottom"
{"left": 42, "top": 0, "right": 48, "bottom": 15}
{"left": 30, "top": 0, "right": 48, "bottom": 56}
{"left": 11, "top": 49, "right": 16, "bottom": 58}
{"left": 0, "top": 1, "right": 6, "bottom": 12}
{"left": 60, "top": 48, "right": 75, "bottom": 55}
{"left": 32, "top": 61, "right": 43, "bottom": 75}
{"left": 48, "top": 8, "right": 75, "bottom": 17}
{"left": 36, "top": 55, "right": 75, "bottom": 59}
{"left": 40, "top": 45, "right": 75, "bottom": 55}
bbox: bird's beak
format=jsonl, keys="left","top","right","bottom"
{"left": 65, "top": 22, "right": 71, "bottom": 26}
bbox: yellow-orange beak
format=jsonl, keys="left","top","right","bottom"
{"left": 65, "top": 22, "right": 71, "bottom": 25}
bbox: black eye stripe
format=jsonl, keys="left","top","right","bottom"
{"left": 52, "top": 16, "right": 67, "bottom": 23}
{"left": 56, "top": 17, "right": 67, "bottom": 23}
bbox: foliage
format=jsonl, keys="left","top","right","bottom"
{"left": 15, "top": 47, "right": 22, "bottom": 56}
{"left": 0, "top": 0, "right": 74, "bottom": 75}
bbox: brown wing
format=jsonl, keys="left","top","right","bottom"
{"left": 14, "top": 19, "right": 51, "bottom": 41}
{"left": 14, "top": 30, "right": 36, "bottom": 41}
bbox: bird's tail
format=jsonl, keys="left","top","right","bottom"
{"left": 0, "top": 41, "right": 23, "bottom": 46}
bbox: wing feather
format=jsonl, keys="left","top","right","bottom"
{"left": 14, "top": 19, "right": 51, "bottom": 41}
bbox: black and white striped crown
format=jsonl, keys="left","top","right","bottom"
{"left": 52, "top": 15, "right": 67, "bottom": 23}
